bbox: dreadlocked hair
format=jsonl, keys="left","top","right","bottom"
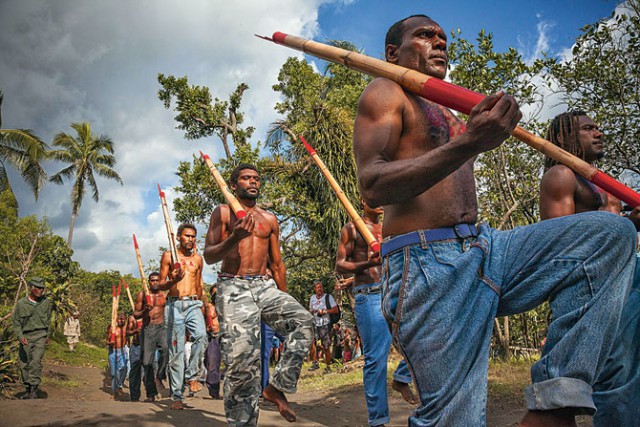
{"left": 544, "top": 110, "right": 588, "bottom": 171}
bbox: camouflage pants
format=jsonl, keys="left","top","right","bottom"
{"left": 216, "top": 276, "right": 314, "bottom": 427}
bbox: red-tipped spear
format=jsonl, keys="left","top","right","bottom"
{"left": 199, "top": 151, "right": 247, "bottom": 219}
{"left": 132, "top": 234, "right": 153, "bottom": 306}
{"left": 300, "top": 136, "right": 380, "bottom": 253}
{"left": 157, "top": 184, "right": 181, "bottom": 269}
{"left": 260, "top": 32, "right": 640, "bottom": 208}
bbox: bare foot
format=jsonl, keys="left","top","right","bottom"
{"left": 262, "top": 384, "right": 296, "bottom": 422}
{"left": 519, "top": 410, "right": 577, "bottom": 427}
{"left": 170, "top": 400, "right": 185, "bottom": 410}
{"left": 392, "top": 380, "right": 419, "bottom": 405}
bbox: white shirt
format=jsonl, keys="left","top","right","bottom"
{"left": 308, "top": 293, "right": 336, "bottom": 327}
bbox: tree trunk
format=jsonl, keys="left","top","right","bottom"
{"left": 68, "top": 208, "right": 78, "bottom": 246}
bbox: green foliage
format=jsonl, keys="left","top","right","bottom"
{"left": 547, "top": 0, "right": 640, "bottom": 180}
{"left": 0, "top": 90, "right": 49, "bottom": 203}
{"left": 157, "top": 74, "right": 255, "bottom": 158}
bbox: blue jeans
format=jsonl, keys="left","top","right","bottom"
{"left": 381, "top": 212, "right": 636, "bottom": 426}
{"left": 354, "top": 286, "right": 412, "bottom": 426}
{"left": 592, "top": 255, "right": 640, "bottom": 426}
{"left": 261, "top": 323, "right": 285, "bottom": 391}
{"left": 165, "top": 299, "right": 206, "bottom": 401}
{"left": 108, "top": 347, "right": 128, "bottom": 392}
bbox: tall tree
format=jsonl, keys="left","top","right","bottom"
{"left": 48, "top": 122, "right": 122, "bottom": 245}
{"left": 0, "top": 91, "right": 48, "bottom": 203}
{"left": 157, "top": 74, "right": 254, "bottom": 159}
{"left": 548, "top": 0, "right": 640, "bottom": 181}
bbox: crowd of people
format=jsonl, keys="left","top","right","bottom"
{"left": 12, "top": 12, "right": 640, "bottom": 427}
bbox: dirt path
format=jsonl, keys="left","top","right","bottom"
{"left": 0, "top": 363, "right": 591, "bottom": 426}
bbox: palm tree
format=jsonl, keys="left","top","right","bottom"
{"left": 0, "top": 91, "right": 48, "bottom": 203}
{"left": 49, "top": 122, "right": 123, "bottom": 246}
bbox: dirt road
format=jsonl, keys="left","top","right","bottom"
{"left": 0, "top": 363, "right": 591, "bottom": 426}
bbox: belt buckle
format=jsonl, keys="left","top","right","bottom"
{"left": 453, "top": 224, "right": 467, "bottom": 239}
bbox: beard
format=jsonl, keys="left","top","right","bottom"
{"left": 236, "top": 187, "right": 260, "bottom": 200}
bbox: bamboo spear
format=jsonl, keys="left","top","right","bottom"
{"left": 132, "top": 234, "right": 153, "bottom": 306}
{"left": 300, "top": 136, "right": 380, "bottom": 253}
{"left": 110, "top": 284, "right": 117, "bottom": 341}
{"left": 199, "top": 151, "right": 247, "bottom": 219}
{"left": 259, "top": 32, "right": 640, "bottom": 208}
{"left": 121, "top": 278, "right": 135, "bottom": 312}
{"left": 157, "top": 184, "right": 181, "bottom": 268}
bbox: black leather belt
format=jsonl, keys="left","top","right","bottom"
{"left": 352, "top": 285, "right": 382, "bottom": 295}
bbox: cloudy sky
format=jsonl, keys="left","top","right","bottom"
{"left": 0, "top": 0, "right": 624, "bottom": 281}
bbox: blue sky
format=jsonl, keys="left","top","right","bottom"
{"left": 0, "top": 0, "right": 625, "bottom": 280}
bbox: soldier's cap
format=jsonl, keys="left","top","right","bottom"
{"left": 28, "top": 277, "right": 46, "bottom": 288}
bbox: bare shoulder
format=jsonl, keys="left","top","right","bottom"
{"left": 541, "top": 165, "right": 577, "bottom": 189}
{"left": 359, "top": 78, "right": 405, "bottom": 109}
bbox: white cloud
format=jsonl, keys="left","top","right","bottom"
{"left": 0, "top": 0, "right": 334, "bottom": 279}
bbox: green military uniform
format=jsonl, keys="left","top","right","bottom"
{"left": 12, "top": 278, "right": 52, "bottom": 392}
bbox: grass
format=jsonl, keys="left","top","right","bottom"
{"left": 44, "top": 334, "right": 108, "bottom": 370}
{"left": 299, "top": 351, "right": 534, "bottom": 404}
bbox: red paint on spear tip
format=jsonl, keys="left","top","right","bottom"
{"left": 370, "top": 241, "right": 381, "bottom": 253}
{"left": 272, "top": 32, "right": 288, "bottom": 45}
{"left": 133, "top": 233, "right": 139, "bottom": 249}
{"left": 299, "top": 135, "right": 316, "bottom": 155}
{"left": 112, "top": 284, "right": 116, "bottom": 297}
{"left": 157, "top": 183, "right": 165, "bottom": 198}
{"left": 200, "top": 151, "right": 210, "bottom": 160}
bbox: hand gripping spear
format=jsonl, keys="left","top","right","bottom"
{"left": 300, "top": 136, "right": 380, "bottom": 253}
{"left": 199, "top": 151, "right": 247, "bottom": 219}
{"left": 132, "top": 234, "right": 153, "bottom": 306}
{"left": 157, "top": 184, "right": 181, "bottom": 269}
{"left": 259, "top": 32, "right": 640, "bottom": 208}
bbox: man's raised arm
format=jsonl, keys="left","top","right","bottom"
{"left": 268, "top": 216, "right": 287, "bottom": 292}
{"left": 354, "top": 80, "right": 520, "bottom": 208}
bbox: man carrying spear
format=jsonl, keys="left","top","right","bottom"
{"left": 106, "top": 312, "right": 128, "bottom": 400}
{"left": 204, "top": 163, "right": 314, "bottom": 426}
{"left": 540, "top": 111, "right": 640, "bottom": 426}
{"left": 336, "top": 199, "right": 417, "bottom": 426}
{"left": 133, "top": 272, "right": 168, "bottom": 401}
{"left": 352, "top": 14, "right": 637, "bottom": 426}
{"left": 152, "top": 223, "right": 206, "bottom": 410}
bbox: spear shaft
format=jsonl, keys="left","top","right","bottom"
{"left": 262, "top": 32, "right": 640, "bottom": 207}
{"left": 121, "top": 278, "right": 135, "bottom": 312}
{"left": 300, "top": 136, "right": 380, "bottom": 253}
{"left": 199, "top": 151, "right": 247, "bottom": 219}
{"left": 132, "top": 234, "right": 153, "bottom": 306}
{"left": 157, "top": 184, "right": 181, "bottom": 267}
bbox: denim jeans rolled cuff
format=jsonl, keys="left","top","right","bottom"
{"left": 393, "top": 360, "right": 413, "bottom": 384}
{"left": 524, "top": 377, "right": 595, "bottom": 415}
{"left": 370, "top": 415, "right": 390, "bottom": 426}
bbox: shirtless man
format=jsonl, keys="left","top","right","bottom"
{"left": 152, "top": 223, "right": 206, "bottom": 410}
{"left": 336, "top": 200, "right": 417, "bottom": 426}
{"left": 540, "top": 111, "right": 640, "bottom": 426}
{"left": 133, "top": 272, "right": 168, "bottom": 402}
{"left": 106, "top": 313, "right": 128, "bottom": 400}
{"left": 353, "top": 14, "right": 637, "bottom": 426}
{"left": 204, "top": 163, "right": 314, "bottom": 426}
